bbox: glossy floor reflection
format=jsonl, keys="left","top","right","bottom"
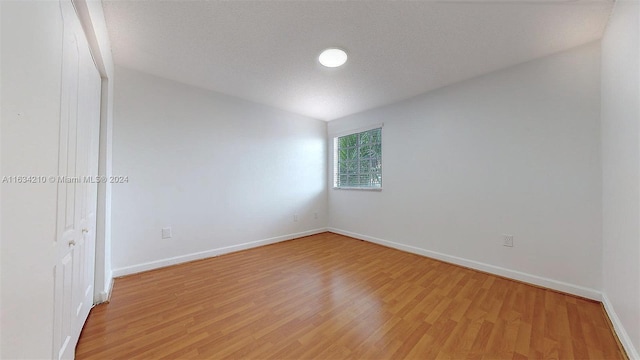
{"left": 76, "top": 232, "right": 626, "bottom": 359}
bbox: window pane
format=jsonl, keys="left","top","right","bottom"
{"left": 359, "top": 160, "right": 370, "bottom": 173}
{"left": 370, "top": 129, "right": 380, "bottom": 143}
{"left": 346, "top": 134, "right": 358, "bottom": 147}
{"left": 339, "top": 148, "right": 348, "bottom": 160}
{"left": 359, "top": 131, "right": 371, "bottom": 145}
{"left": 371, "top": 173, "right": 381, "bottom": 186}
{"left": 346, "top": 160, "right": 357, "bottom": 173}
{"left": 339, "top": 161, "right": 348, "bottom": 173}
{"left": 334, "top": 127, "right": 382, "bottom": 189}
{"left": 347, "top": 147, "right": 357, "bottom": 160}
{"left": 371, "top": 158, "right": 380, "bottom": 171}
{"left": 359, "top": 145, "right": 370, "bottom": 158}
{"left": 359, "top": 174, "right": 370, "bottom": 187}
{"left": 372, "top": 144, "right": 381, "bottom": 157}
{"left": 338, "top": 136, "right": 350, "bottom": 148}
{"left": 338, "top": 174, "right": 347, "bottom": 185}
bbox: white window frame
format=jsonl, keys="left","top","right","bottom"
{"left": 332, "top": 123, "right": 383, "bottom": 191}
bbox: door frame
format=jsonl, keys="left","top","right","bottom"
{"left": 70, "top": 0, "right": 113, "bottom": 304}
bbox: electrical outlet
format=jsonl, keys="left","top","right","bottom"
{"left": 314, "top": 212, "right": 318, "bottom": 219}
{"left": 503, "top": 234, "right": 514, "bottom": 247}
{"left": 162, "top": 227, "right": 172, "bottom": 239}
{"left": 293, "top": 214, "right": 298, "bottom": 222}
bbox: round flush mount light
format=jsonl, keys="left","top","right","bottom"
{"left": 319, "top": 48, "right": 348, "bottom": 68}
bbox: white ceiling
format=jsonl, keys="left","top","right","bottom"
{"left": 103, "top": 0, "right": 613, "bottom": 121}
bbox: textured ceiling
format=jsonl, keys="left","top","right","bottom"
{"left": 103, "top": 0, "right": 613, "bottom": 121}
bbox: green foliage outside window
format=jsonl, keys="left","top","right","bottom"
{"left": 334, "top": 128, "right": 382, "bottom": 188}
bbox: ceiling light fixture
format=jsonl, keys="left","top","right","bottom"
{"left": 319, "top": 48, "right": 348, "bottom": 68}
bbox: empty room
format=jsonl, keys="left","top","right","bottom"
{"left": 1, "top": 0, "right": 639, "bottom": 359}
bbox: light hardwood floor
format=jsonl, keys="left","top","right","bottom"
{"left": 77, "top": 232, "right": 626, "bottom": 359}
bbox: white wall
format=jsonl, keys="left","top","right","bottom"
{"left": 601, "top": 0, "right": 640, "bottom": 358}
{"left": 328, "top": 43, "right": 603, "bottom": 298}
{"left": 111, "top": 66, "right": 327, "bottom": 274}
{"left": 1, "top": 2, "right": 63, "bottom": 357}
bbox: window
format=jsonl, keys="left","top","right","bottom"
{"left": 333, "top": 127, "right": 382, "bottom": 189}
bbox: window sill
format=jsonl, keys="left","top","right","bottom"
{"left": 333, "top": 187, "right": 382, "bottom": 192}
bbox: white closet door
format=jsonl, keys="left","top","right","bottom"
{"left": 52, "top": 1, "right": 101, "bottom": 359}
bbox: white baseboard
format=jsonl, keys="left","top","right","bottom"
{"left": 112, "top": 228, "right": 328, "bottom": 278}
{"left": 94, "top": 270, "right": 113, "bottom": 304}
{"left": 101, "top": 272, "right": 114, "bottom": 303}
{"left": 327, "top": 227, "right": 602, "bottom": 301}
{"left": 602, "top": 293, "right": 640, "bottom": 360}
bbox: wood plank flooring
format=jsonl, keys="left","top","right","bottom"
{"left": 76, "top": 232, "right": 626, "bottom": 359}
